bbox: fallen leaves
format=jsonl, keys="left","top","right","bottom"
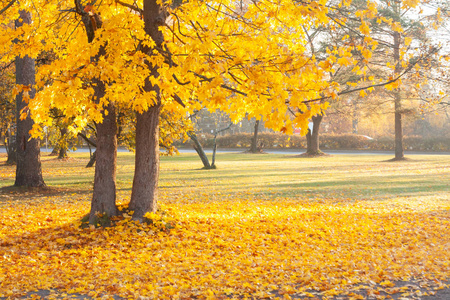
{"left": 0, "top": 153, "right": 449, "bottom": 298}
{"left": 0, "top": 195, "right": 449, "bottom": 299}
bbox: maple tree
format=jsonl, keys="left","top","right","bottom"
{"left": 1, "top": 0, "right": 438, "bottom": 219}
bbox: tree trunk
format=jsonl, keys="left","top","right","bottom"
{"left": 249, "top": 119, "right": 260, "bottom": 153}
{"left": 77, "top": 5, "right": 119, "bottom": 224}
{"left": 129, "top": 104, "right": 161, "bottom": 221}
{"left": 128, "top": 0, "right": 166, "bottom": 221}
{"left": 188, "top": 132, "right": 212, "bottom": 169}
{"left": 211, "top": 138, "right": 217, "bottom": 168}
{"left": 394, "top": 94, "right": 404, "bottom": 160}
{"left": 6, "top": 130, "right": 16, "bottom": 165}
{"left": 57, "top": 127, "right": 68, "bottom": 159}
{"left": 14, "top": 11, "right": 45, "bottom": 187}
{"left": 50, "top": 147, "right": 59, "bottom": 156}
{"left": 393, "top": 28, "right": 404, "bottom": 160}
{"left": 89, "top": 101, "right": 118, "bottom": 223}
{"left": 86, "top": 151, "right": 96, "bottom": 168}
{"left": 305, "top": 114, "right": 323, "bottom": 156}
{"left": 352, "top": 98, "right": 359, "bottom": 134}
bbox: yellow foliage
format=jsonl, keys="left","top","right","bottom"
{"left": 0, "top": 190, "right": 449, "bottom": 298}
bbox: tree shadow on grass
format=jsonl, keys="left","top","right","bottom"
{"left": 0, "top": 185, "right": 92, "bottom": 202}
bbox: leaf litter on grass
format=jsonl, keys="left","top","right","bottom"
{"left": 0, "top": 153, "right": 449, "bottom": 299}
{"left": 0, "top": 194, "right": 449, "bottom": 299}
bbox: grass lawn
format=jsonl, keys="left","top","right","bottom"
{"left": 0, "top": 152, "right": 449, "bottom": 299}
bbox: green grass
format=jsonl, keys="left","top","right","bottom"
{"left": 1, "top": 151, "right": 449, "bottom": 203}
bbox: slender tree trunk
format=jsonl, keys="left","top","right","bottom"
{"left": 128, "top": 0, "right": 166, "bottom": 220}
{"left": 86, "top": 151, "right": 96, "bottom": 168}
{"left": 6, "top": 129, "right": 16, "bottom": 165}
{"left": 188, "top": 132, "right": 212, "bottom": 169}
{"left": 14, "top": 11, "right": 45, "bottom": 187}
{"left": 249, "top": 119, "right": 260, "bottom": 153}
{"left": 57, "top": 127, "right": 68, "bottom": 159}
{"left": 77, "top": 132, "right": 97, "bottom": 167}
{"left": 211, "top": 137, "right": 217, "bottom": 168}
{"left": 305, "top": 114, "right": 323, "bottom": 156}
{"left": 394, "top": 93, "right": 404, "bottom": 159}
{"left": 393, "top": 28, "right": 404, "bottom": 160}
{"left": 352, "top": 98, "right": 359, "bottom": 134}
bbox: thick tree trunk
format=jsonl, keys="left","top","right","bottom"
{"left": 128, "top": 0, "right": 166, "bottom": 220}
{"left": 77, "top": 4, "right": 119, "bottom": 224}
{"left": 14, "top": 11, "right": 45, "bottom": 187}
{"left": 188, "top": 132, "right": 212, "bottom": 169}
{"left": 305, "top": 114, "right": 323, "bottom": 156}
{"left": 89, "top": 101, "right": 118, "bottom": 223}
{"left": 393, "top": 29, "right": 404, "bottom": 160}
{"left": 249, "top": 119, "right": 260, "bottom": 153}
{"left": 129, "top": 104, "right": 161, "bottom": 220}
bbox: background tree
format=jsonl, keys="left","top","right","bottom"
{"left": 0, "top": 62, "right": 16, "bottom": 164}
{"left": 248, "top": 119, "right": 263, "bottom": 153}
{"left": 368, "top": 0, "right": 440, "bottom": 160}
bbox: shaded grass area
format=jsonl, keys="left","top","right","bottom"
{"left": 0, "top": 152, "right": 449, "bottom": 299}
{"left": 1, "top": 152, "right": 449, "bottom": 202}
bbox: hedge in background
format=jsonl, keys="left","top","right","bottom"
{"left": 175, "top": 133, "right": 450, "bottom": 152}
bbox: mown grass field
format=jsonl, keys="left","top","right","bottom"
{"left": 0, "top": 152, "right": 449, "bottom": 299}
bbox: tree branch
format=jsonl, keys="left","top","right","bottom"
{"left": 295, "top": 46, "right": 441, "bottom": 105}
{"left": 77, "top": 132, "right": 97, "bottom": 148}
{"left": 115, "top": 0, "right": 143, "bottom": 15}
{"left": 0, "top": 0, "right": 15, "bottom": 15}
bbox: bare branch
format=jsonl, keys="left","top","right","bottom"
{"left": 0, "top": 0, "right": 15, "bottom": 15}
{"left": 115, "top": 0, "right": 143, "bottom": 14}
{"left": 77, "top": 132, "right": 97, "bottom": 148}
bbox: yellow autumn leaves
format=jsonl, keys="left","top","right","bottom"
{"left": 1, "top": 193, "right": 449, "bottom": 299}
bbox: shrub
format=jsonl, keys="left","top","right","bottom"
{"left": 175, "top": 132, "right": 450, "bottom": 152}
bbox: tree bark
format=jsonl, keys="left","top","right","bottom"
{"left": 14, "top": 11, "right": 45, "bottom": 187}
{"left": 305, "top": 114, "right": 323, "bottom": 156}
{"left": 393, "top": 28, "right": 404, "bottom": 160}
{"left": 128, "top": 0, "right": 166, "bottom": 220}
{"left": 57, "top": 127, "right": 68, "bottom": 159}
{"left": 76, "top": 1, "right": 119, "bottom": 223}
{"left": 188, "top": 132, "right": 212, "bottom": 169}
{"left": 89, "top": 101, "right": 118, "bottom": 223}
{"left": 129, "top": 104, "right": 161, "bottom": 220}
{"left": 86, "top": 151, "right": 96, "bottom": 168}
{"left": 249, "top": 119, "right": 260, "bottom": 153}
{"left": 352, "top": 98, "right": 359, "bottom": 134}
{"left": 5, "top": 130, "right": 16, "bottom": 165}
